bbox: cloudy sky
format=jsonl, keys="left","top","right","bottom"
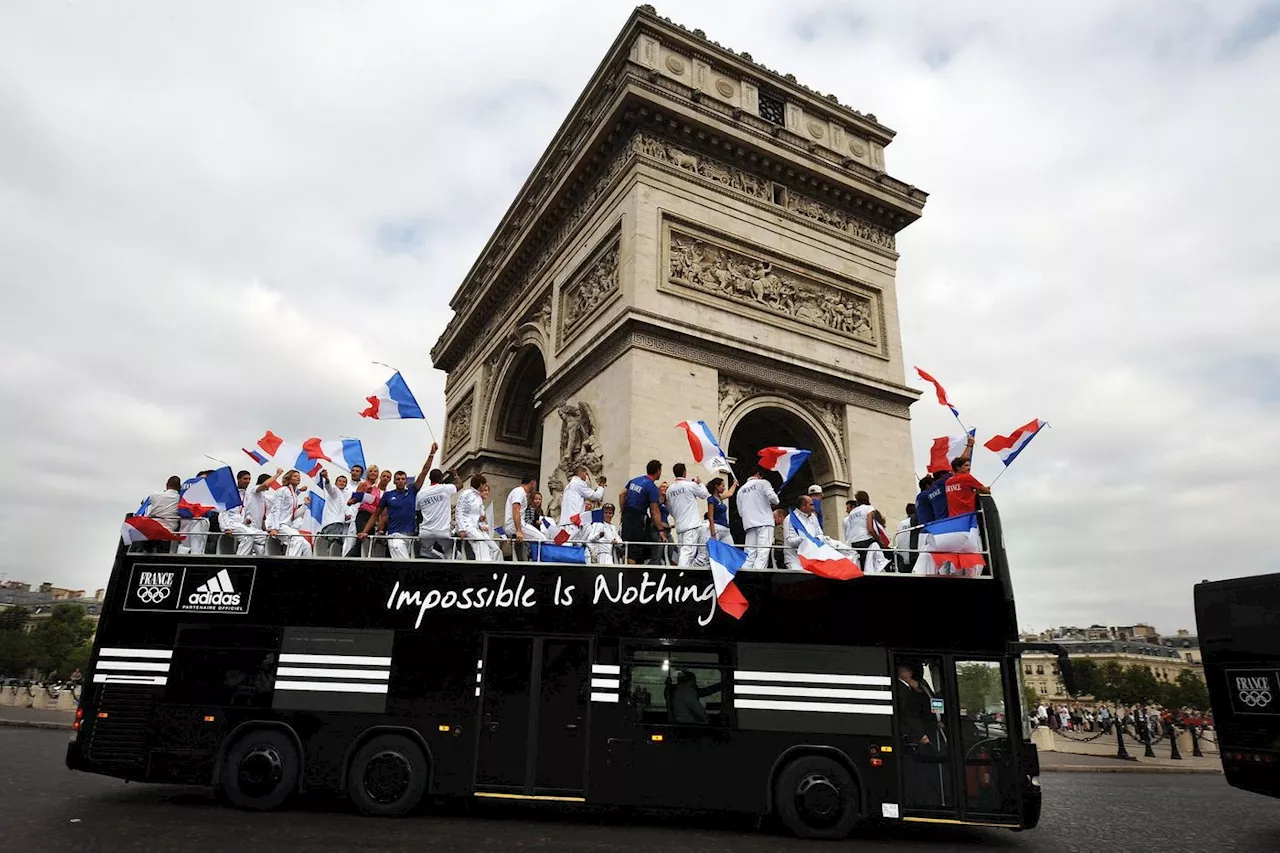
{"left": 2, "top": 1, "right": 1276, "bottom": 633}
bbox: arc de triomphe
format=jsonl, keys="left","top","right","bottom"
{"left": 432, "top": 6, "right": 926, "bottom": 535}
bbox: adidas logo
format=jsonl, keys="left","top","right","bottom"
{"left": 188, "top": 569, "right": 242, "bottom": 607}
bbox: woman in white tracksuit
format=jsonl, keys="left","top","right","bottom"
{"left": 456, "top": 476, "right": 502, "bottom": 562}
{"left": 266, "top": 470, "right": 312, "bottom": 557}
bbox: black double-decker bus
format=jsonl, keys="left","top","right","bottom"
{"left": 1195, "top": 572, "right": 1280, "bottom": 798}
{"left": 69, "top": 496, "right": 1068, "bottom": 839}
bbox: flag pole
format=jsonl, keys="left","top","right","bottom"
{"left": 204, "top": 455, "right": 230, "bottom": 468}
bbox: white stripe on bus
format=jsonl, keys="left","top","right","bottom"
{"left": 734, "top": 684, "right": 892, "bottom": 701}
{"left": 272, "top": 681, "right": 389, "bottom": 694}
{"left": 99, "top": 648, "right": 173, "bottom": 659}
{"left": 590, "top": 692, "right": 620, "bottom": 703}
{"left": 274, "top": 667, "right": 389, "bottom": 680}
{"left": 278, "top": 653, "right": 392, "bottom": 666}
{"left": 93, "top": 674, "right": 167, "bottom": 685}
{"left": 591, "top": 664, "right": 620, "bottom": 675}
{"left": 735, "top": 698, "right": 895, "bottom": 715}
{"left": 95, "top": 661, "right": 171, "bottom": 672}
{"left": 590, "top": 678, "right": 620, "bottom": 689}
{"left": 732, "top": 670, "right": 891, "bottom": 686}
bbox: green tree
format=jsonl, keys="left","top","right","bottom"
{"left": 0, "top": 606, "right": 33, "bottom": 676}
{"left": 27, "top": 604, "right": 95, "bottom": 677}
{"left": 0, "top": 605, "right": 28, "bottom": 632}
{"left": 1021, "top": 678, "right": 1039, "bottom": 713}
{"left": 1068, "top": 659, "right": 1099, "bottom": 698}
{"left": 1162, "top": 670, "right": 1210, "bottom": 712}
{"left": 1090, "top": 661, "right": 1126, "bottom": 704}
{"left": 1112, "top": 666, "right": 1162, "bottom": 707}
{"left": 956, "top": 662, "right": 1003, "bottom": 715}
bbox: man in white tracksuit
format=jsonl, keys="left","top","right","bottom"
{"left": 665, "top": 464, "right": 710, "bottom": 567}
{"left": 417, "top": 467, "right": 461, "bottom": 559}
{"left": 736, "top": 468, "right": 780, "bottom": 570}
{"left": 783, "top": 495, "right": 825, "bottom": 571}
{"left": 557, "top": 464, "right": 606, "bottom": 540}
{"left": 266, "top": 470, "right": 312, "bottom": 557}
{"left": 219, "top": 470, "right": 268, "bottom": 557}
{"left": 456, "top": 475, "right": 502, "bottom": 562}
{"left": 176, "top": 470, "right": 212, "bottom": 555}
{"left": 316, "top": 470, "right": 352, "bottom": 557}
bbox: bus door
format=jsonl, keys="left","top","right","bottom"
{"left": 891, "top": 654, "right": 1021, "bottom": 826}
{"left": 474, "top": 635, "right": 591, "bottom": 798}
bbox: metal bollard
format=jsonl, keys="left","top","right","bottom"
{"left": 1141, "top": 721, "right": 1156, "bottom": 758}
{"left": 1115, "top": 719, "right": 1134, "bottom": 760}
{"left": 1166, "top": 721, "right": 1182, "bottom": 760}
{"left": 1190, "top": 725, "right": 1204, "bottom": 758}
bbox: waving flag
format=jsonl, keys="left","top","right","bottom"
{"left": 872, "top": 516, "right": 892, "bottom": 550}
{"left": 676, "top": 420, "right": 731, "bottom": 474}
{"left": 121, "top": 516, "right": 184, "bottom": 546}
{"left": 758, "top": 446, "right": 811, "bottom": 486}
{"left": 929, "top": 429, "right": 976, "bottom": 474}
{"left": 360, "top": 371, "right": 424, "bottom": 420}
{"left": 571, "top": 508, "right": 605, "bottom": 527}
{"left": 915, "top": 367, "right": 960, "bottom": 418}
{"left": 298, "top": 489, "right": 325, "bottom": 547}
{"left": 789, "top": 510, "right": 862, "bottom": 580}
{"left": 242, "top": 447, "right": 269, "bottom": 466}
{"left": 984, "top": 419, "right": 1047, "bottom": 467}
{"left": 178, "top": 467, "right": 243, "bottom": 518}
{"left": 706, "top": 537, "right": 750, "bottom": 619}
{"left": 302, "top": 437, "right": 366, "bottom": 473}
{"left": 256, "top": 431, "right": 323, "bottom": 477}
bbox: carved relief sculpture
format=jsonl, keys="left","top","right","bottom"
{"left": 560, "top": 242, "right": 620, "bottom": 339}
{"left": 545, "top": 400, "right": 604, "bottom": 519}
{"left": 669, "top": 231, "right": 877, "bottom": 345}
{"left": 445, "top": 393, "right": 474, "bottom": 457}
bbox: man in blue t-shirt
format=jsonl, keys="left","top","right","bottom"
{"left": 358, "top": 444, "right": 437, "bottom": 559}
{"left": 619, "top": 459, "right": 667, "bottom": 564}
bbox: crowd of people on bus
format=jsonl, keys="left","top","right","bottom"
{"left": 137, "top": 436, "right": 989, "bottom": 571}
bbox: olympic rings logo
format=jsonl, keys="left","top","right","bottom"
{"left": 1239, "top": 690, "right": 1272, "bottom": 708}
{"left": 136, "top": 585, "right": 171, "bottom": 604}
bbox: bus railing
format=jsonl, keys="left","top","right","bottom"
{"left": 128, "top": 527, "right": 993, "bottom": 576}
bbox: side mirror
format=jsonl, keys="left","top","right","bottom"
{"left": 1009, "top": 641, "right": 1077, "bottom": 695}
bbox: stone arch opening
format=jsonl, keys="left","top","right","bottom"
{"left": 725, "top": 400, "right": 838, "bottom": 540}
{"left": 489, "top": 344, "right": 547, "bottom": 477}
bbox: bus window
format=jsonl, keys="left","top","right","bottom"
{"left": 953, "top": 659, "right": 1013, "bottom": 815}
{"left": 624, "top": 648, "right": 727, "bottom": 726}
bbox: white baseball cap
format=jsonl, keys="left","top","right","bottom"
{"left": 806, "top": 484, "right": 823, "bottom": 494}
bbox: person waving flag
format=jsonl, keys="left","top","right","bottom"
{"left": 757, "top": 446, "right": 811, "bottom": 487}
{"left": 787, "top": 509, "right": 863, "bottom": 579}
{"left": 928, "top": 429, "right": 977, "bottom": 474}
{"left": 361, "top": 371, "right": 424, "bottom": 420}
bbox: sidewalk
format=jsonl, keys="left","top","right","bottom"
{"left": 0, "top": 706, "right": 75, "bottom": 730}
{"left": 1041, "top": 749, "right": 1222, "bottom": 774}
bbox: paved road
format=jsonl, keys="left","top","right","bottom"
{"left": 4, "top": 729, "right": 1279, "bottom": 852}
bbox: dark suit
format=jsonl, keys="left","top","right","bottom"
{"left": 896, "top": 678, "right": 946, "bottom": 807}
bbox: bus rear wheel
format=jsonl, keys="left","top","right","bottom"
{"left": 347, "top": 734, "right": 428, "bottom": 817}
{"left": 774, "top": 755, "right": 861, "bottom": 839}
{"left": 219, "top": 729, "right": 300, "bottom": 811}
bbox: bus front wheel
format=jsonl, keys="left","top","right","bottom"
{"left": 774, "top": 755, "right": 862, "bottom": 839}
{"left": 218, "top": 729, "right": 300, "bottom": 811}
{"left": 347, "top": 734, "right": 428, "bottom": 817}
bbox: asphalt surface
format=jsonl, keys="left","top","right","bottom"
{"left": 3, "top": 728, "right": 1279, "bottom": 852}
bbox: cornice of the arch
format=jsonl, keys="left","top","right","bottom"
{"left": 722, "top": 392, "right": 847, "bottom": 484}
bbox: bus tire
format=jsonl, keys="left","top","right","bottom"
{"left": 218, "top": 729, "right": 300, "bottom": 811}
{"left": 773, "top": 755, "right": 861, "bottom": 840}
{"left": 347, "top": 734, "right": 428, "bottom": 817}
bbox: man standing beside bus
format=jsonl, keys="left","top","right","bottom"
{"left": 737, "top": 467, "right": 780, "bottom": 570}
{"left": 619, "top": 460, "right": 667, "bottom": 564}
{"left": 666, "top": 463, "right": 710, "bottom": 566}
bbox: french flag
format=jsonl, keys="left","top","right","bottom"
{"left": 360, "top": 371, "right": 424, "bottom": 420}
{"left": 298, "top": 489, "right": 325, "bottom": 546}
{"left": 916, "top": 367, "right": 960, "bottom": 417}
{"left": 789, "top": 510, "right": 863, "bottom": 580}
{"left": 178, "top": 467, "right": 244, "bottom": 518}
{"left": 676, "top": 420, "right": 731, "bottom": 474}
{"left": 929, "top": 429, "right": 976, "bottom": 474}
{"left": 242, "top": 447, "right": 269, "bottom": 466}
{"left": 706, "top": 537, "right": 749, "bottom": 619}
{"left": 758, "top": 446, "right": 811, "bottom": 486}
{"left": 924, "top": 512, "right": 982, "bottom": 555}
{"left": 121, "top": 497, "right": 184, "bottom": 545}
{"left": 256, "top": 431, "right": 322, "bottom": 477}
{"left": 302, "top": 437, "right": 366, "bottom": 473}
{"left": 556, "top": 508, "right": 605, "bottom": 544}
{"left": 984, "top": 419, "right": 1047, "bottom": 467}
